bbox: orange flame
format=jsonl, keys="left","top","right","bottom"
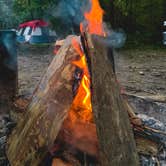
{"left": 51, "top": 0, "right": 106, "bottom": 161}
{"left": 69, "top": 0, "right": 105, "bottom": 122}
{"left": 84, "top": 0, "right": 105, "bottom": 36}
{"left": 70, "top": 38, "right": 92, "bottom": 122}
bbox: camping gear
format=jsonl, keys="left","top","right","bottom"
{"left": 17, "top": 20, "right": 57, "bottom": 44}
{"left": 0, "top": 30, "right": 17, "bottom": 113}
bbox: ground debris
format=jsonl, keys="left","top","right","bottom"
{"left": 0, "top": 114, "right": 16, "bottom": 165}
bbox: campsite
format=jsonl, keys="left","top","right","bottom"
{"left": 16, "top": 20, "right": 57, "bottom": 44}
{"left": 0, "top": 0, "right": 166, "bottom": 166}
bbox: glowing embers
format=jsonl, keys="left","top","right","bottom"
{"left": 83, "top": 0, "right": 105, "bottom": 36}
{"left": 70, "top": 38, "right": 92, "bottom": 122}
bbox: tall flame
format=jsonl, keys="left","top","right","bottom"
{"left": 51, "top": 0, "right": 105, "bottom": 162}
{"left": 69, "top": 0, "right": 105, "bottom": 122}
{"left": 84, "top": 0, "right": 105, "bottom": 36}
{"left": 70, "top": 38, "right": 92, "bottom": 122}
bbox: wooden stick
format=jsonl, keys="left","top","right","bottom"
{"left": 83, "top": 33, "right": 139, "bottom": 166}
{"left": 6, "top": 36, "right": 79, "bottom": 166}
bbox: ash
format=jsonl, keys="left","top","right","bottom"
{"left": 0, "top": 114, "right": 16, "bottom": 165}
{"left": 138, "top": 114, "right": 166, "bottom": 165}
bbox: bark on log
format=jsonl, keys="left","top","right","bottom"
{"left": 6, "top": 36, "right": 79, "bottom": 166}
{"left": 84, "top": 33, "right": 139, "bottom": 166}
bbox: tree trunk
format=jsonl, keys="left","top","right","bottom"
{"left": 84, "top": 33, "right": 139, "bottom": 166}
{"left": 6, "top": 36, "right": 78, "bottom": 166}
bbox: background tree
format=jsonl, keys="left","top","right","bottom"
{"left": 101, "top": 0, "right": 164, "bottom": 45}
{"left": 0, "top": 0, "right": 165, "bottom": 45}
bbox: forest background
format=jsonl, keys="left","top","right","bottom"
{"left": 0, "top": 0, "right": 165, "bottom": 46}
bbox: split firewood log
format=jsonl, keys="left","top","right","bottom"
{"left": 6, "top": 33, "right": 164, "bottom": 166}
{"left": 6, "top": 35, "right": 79, "bottom": 166}
{"left": 53, "top": 34, "right": 162, "bottom": 163}
{"left": 82, "top": 33, "right": 139, "bottom": 166}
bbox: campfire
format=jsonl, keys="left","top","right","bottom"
{"left": 6, "top": 0, "right": 166, "bottom": 166}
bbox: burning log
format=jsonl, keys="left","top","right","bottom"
{"left": 81, "top": 33, "right": 139, "bottom": 166}
{"left": 5, "top": 0, "right": 165, "bottom": 165}
{"left": 6, "top": 36, "right": 79, "bottom": 166}
{"left": 6, "top": 34, "right": 165, "bottom": 165}
{"left": 52, "top": 34, "right": 160, "bottom": 163}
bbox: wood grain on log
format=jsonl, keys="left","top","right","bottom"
{"left": 6, "top": 33, "right": 161, "bottom": 166}
{"left": 84, "top": 33, "right": 139, "bottom": 166}
{"left": 7, "top": 36, "right": 79, "bottom": 166}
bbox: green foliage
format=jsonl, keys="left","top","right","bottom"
{"left": 100, "top": 0, "right": 164, "bottom": 44}
{"left": 13, "top": 0, "right": 56, "bottom": 22}
{"left": 0, "top": 0, "right": 164, "bottom": 45}
{"left": 0, "top": 0, "right": 18, "bottom": 28}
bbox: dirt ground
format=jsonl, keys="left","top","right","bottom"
{"left": 115, "top": 48, "right": 166, "bottom": 96}
{"left": 18, "top": 45, "right": 166, "bottom": 98}
{"left": 18, "top": 45, "right": 53, "bottom": 96}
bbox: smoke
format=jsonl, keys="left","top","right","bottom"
{"left": 52, "top": 0, "right": 82, "bottom": 25}
{"left": 91, "top": 28, "right": 126, "bottom": 49}
{"left": 105, "top": 29, "right": 127, "bottom": 48}
{"left": 47, "top": 0, "right": 91, "bottom": 24}
{"left": 46, "top": 0, "right": 126, "bottom": 48}
{"left": 45, "top": 0, "right": 90, "bottom": 36}
{"left": 46, "top": 0, "right": 82, "bottom": 28}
